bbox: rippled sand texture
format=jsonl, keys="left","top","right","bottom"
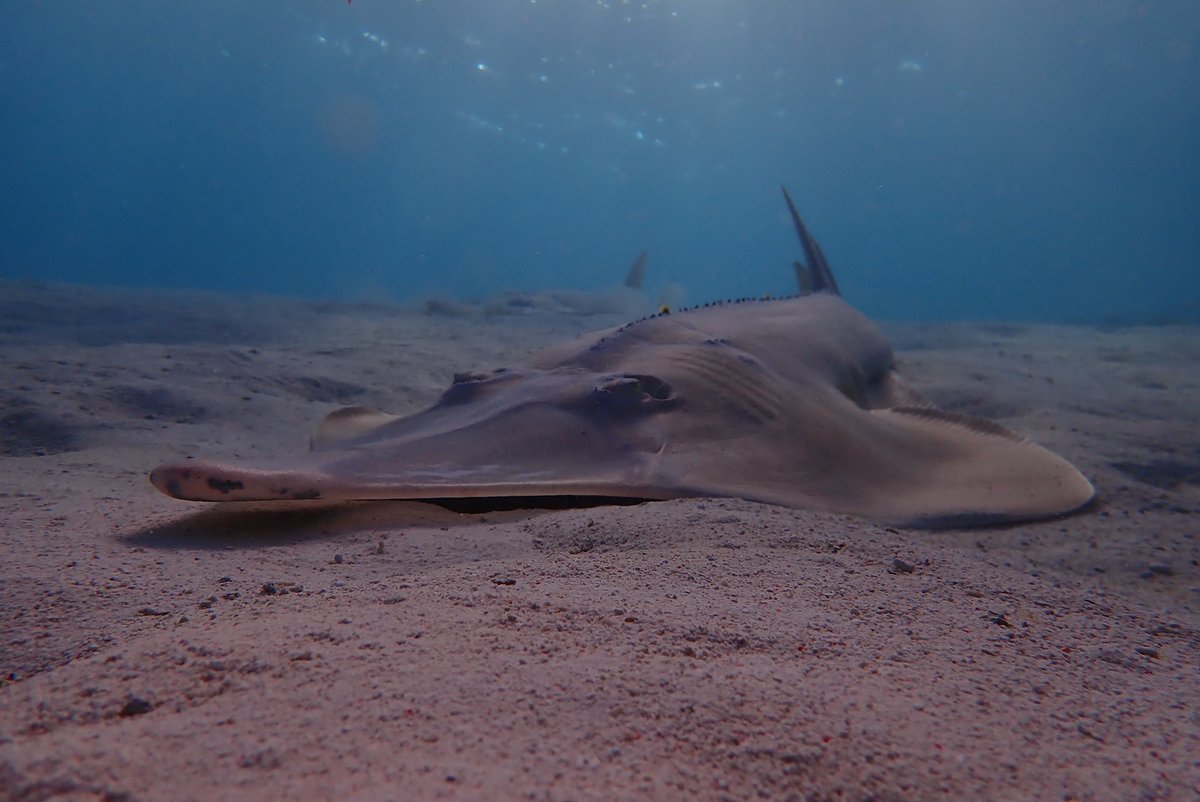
{"left": 1, "top": 281, "right": 1197, "bottom": 801}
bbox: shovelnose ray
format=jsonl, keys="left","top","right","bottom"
{"left": 150, "top": 188, "right": 1095, "bottom": 528}
{"left": 422, "top": 251, "right": 657, "bottom": 319}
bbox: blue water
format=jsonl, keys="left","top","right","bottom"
{"left": 2, "top": 1, "right": 1198, "bottom": 323}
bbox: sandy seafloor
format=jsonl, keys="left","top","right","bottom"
{"left": 0, "top": 279, "right": 1197, "bottom": 802}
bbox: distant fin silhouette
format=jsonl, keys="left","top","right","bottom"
{"left": 624, "top": 250, "right": 648, "bottom": 290}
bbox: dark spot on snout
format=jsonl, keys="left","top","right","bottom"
{"left": 207, "top": 477, "right": 245, "bottom": 494}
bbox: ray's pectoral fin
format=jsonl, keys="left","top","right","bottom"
{"left": 673, "top": 388, "right": 1094, "bottom": 529}
{"left": 862, "top": 406, "right": 1096, "bottom": 527}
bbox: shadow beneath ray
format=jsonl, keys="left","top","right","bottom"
{"left": 119, "top": 499, "right": 546, "bottom": 550}
{"left": 119, "top": 496, "right": 646, "bottom": 550}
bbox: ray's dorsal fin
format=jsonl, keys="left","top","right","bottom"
{"left": 792, "top": 260, "right": 814, "bottom": 296}
{"left": 624, "top": 250, "right": 648, "bottom": 290}
{"left": 782, "top": 185, "right": 841, "bottom": 297}
{"left": 310, "top": 406, "right": 401, "bottom": 451}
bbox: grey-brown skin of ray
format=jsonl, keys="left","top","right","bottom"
{"left": 150, "top": 189, "right": 1095, "bottom": 528}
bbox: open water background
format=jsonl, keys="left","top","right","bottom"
{"left": 2, "top": 1, "right": 1197, "bottom": 323}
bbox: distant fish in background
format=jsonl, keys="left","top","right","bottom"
{"left": 420, "top": 251, "right": 682, "bottom": 319}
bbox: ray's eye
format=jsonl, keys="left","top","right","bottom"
{"left": 624, "top": 374, "right": 673, "bottom": 400}
{"left": 441, "top": 369, "right": 506, "bottom": 405}
{"left": 591, "top": 373, "right": 676, "bottom": 409}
